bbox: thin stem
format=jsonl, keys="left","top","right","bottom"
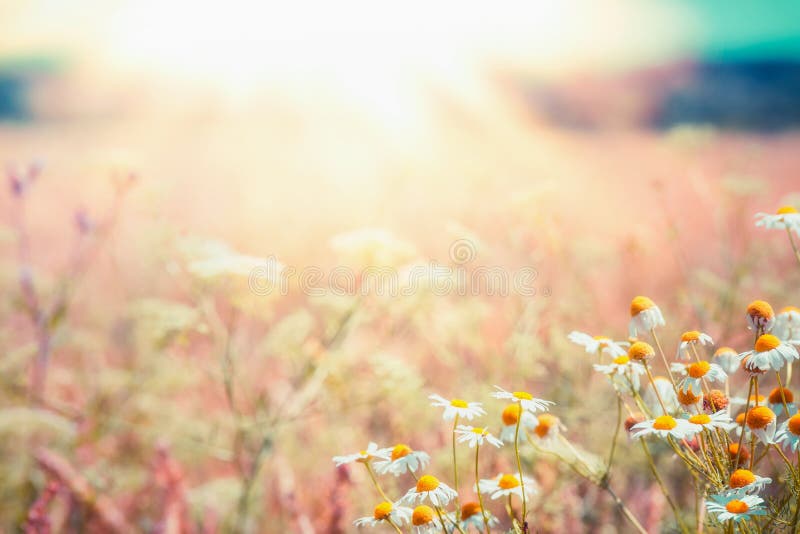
{"left": 452, "top": 414, "right": 461, "bottom": 520}
{"left": 513, "top": 402, "right": 527, "bottom": 526}
{"left": 643, "top": 361, "right": 669, "bottom": 415}
{"left": 786, "top": 226, "right": 800, "bottom": 268}
{"left": 776, "top": 371, "right": 791, "bottom": 417}
{"left": 386, "top": 517, "right": 403, "bottom": 534}
{"left": 364, "top": 462, "right": 390, "bottom": 502}
{"left": 475, "top": 444, "right": 491, "bottom": 534}
{"left": 650, "top": 328, "right": 679, "bottom": 388}
{"left": 736, "top": 377, "right": 755, "bottom": 468}
{"left": 640, "top": 438, "right": 690, "bottom": 534}
{"left": 605, "top": 395, "right": 623, "bottom": 475}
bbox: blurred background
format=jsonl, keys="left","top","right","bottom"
{"left": 2, "top": 1, "right": 800, "bottom": 532}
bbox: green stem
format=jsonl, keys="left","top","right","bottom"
{"left": 513, "top": 401, "right": 527, "bottom": 528}
{"left": 364, "top": 462, "right": 390, "bottom": 502}
{"left": 475, "top": 443, "right": 491, "bottom": 534}
{"left": 452, "top": 414, "right": 461, "bottom": 520}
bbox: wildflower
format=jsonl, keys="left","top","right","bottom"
{"left": 774, "top": 306, "right": 800, "bottom": 342}
{"left": 728, "top": 443, "right": 750, "bottom": 467}
{"left": 630, "top": 415, "right": 694, "bottom": 440}
{"left": 739, "top": 354, "right": 768, "bottom": 376}
{"left": 679, "top": 361, "right": 727, "bottom": 395}
{"left": 400, "top": 475, "right": 458, "bottom": 507}
{"left": 491, "top": 386, "right": 554, "bottom": 413}
{"left": 410, "top": 505, "right": 439, "bottom": 534}
{"left": 713, "top": 346, "right": 740, "bottom": 374}
{"left": 723, "top": 469, "right": 772, "bottom": 496}
{"left": 754, "top": 206, "right": 800, "bottom": 233}
{"left": 767, "top": 387, "right": 797, "bottom": 417}
{"left": 454, "top": 502, "right": 499, "bottom": 532}
{"left": 629, "top": 296, "right": 665, "bottom": 337}
{"left": 627, "top": 340, "right": 655, "bottom": 362}
{"left": 643, "top": 376, "right": 680, "bottom": 414}
{"left": 746, "top": 300, "right": 775, "bottom": 333}
{"left": 706, "top": 493, "right": 767, "bottom": 523}
{"left": 704, "top": 389, "right": 729, "bottom": 413}
{"left": 354, "top": 501, "right": 413, "bottom": 528}
{"left": 733, "top": 412, "right": 751, "bottom": 439}
{"left": 593, "top": 354, "right": 645, "bottom": 390}
{"left": 740, "top": 334, "right": 799, "bottom": 372}
{"left": 677, "top": 388, "right": 703, "bottom": 411}
{"left": 776, "top": 413, "right": 800, "bottom": 453}
{"left": 333, "top": 442, "right": 390, "bottom": 467}
{"left": 676, "top": 331, "right": 714, "bottom": 361}
{"left": 746, "top": 406, "right": 778, "bottom": 444}
{"left": 374, "top": 444, "right": 431, "bottom": 476}
{"left": 684, "top": 410, "right": 734, "bottom": 437}
{"left": 454, "top": 426, "right": 503, "bottom": 448}
{"left": 477, "top": 473, "right": 538, "bottom": 500}
{"left": 567, "top": 331, "right": 627, "bottom": 357}
{"left": 499, "top": 404, "right": 537, "bottom": 443}
{"left": 531, "top": 413, "right": 565, "bottom": 447}
{"left": 429, "top": 394, "right": 486, "bottom": 421}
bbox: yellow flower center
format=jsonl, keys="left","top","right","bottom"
{"left": 653, "top": 415, "right": 677, "bottom": 430}
{"left": 628, "top": 341, "right": 655, "bottom": 361}
{"left": 471, "top": 427, "right": 485, "bottom": 435}
{"left": 412, "top": 505, "right": 434, "bottom": 526}
{"left": 630, "top": 296, "right": 656, "bottom": 316}
{"left": 416, "top": 475, "right": 440, "bottom": 492}
{"left": 788, "top": 414, "right": 800, "bottom": 436}
{"left": 749, "top": 394, "right": 766, "bottom": 404}
{"left": 777, "top": 206, "right": 798, "bottom": 215}
{"left": 498, "top": 474, "right": 520, "bottom": 489}
{"left": 513, "top": 391, "right": 533, "bottom": 401}
{"left": 593, "top": 335, "right": 610, "bottom": 344}
{"left": 677, "top": 389, "right": 702, "bottom": 405}
{"left": 502, "top": 404, "right": 521, "bottom": 426}
{"left": 768, "top": 387, "right": 794, "bottom": 404}
{"left": 461, "top": 502, "right": 482, "bottom": 519}
{"left": 613, "top": 355, "right": 630, "bottom": 365}
{"left": 688, "top": 414, "right": 711, "bottom": 425}
{"left": 729, "top": 469, "right": 756, "bottom": 488}
{"left": 725, "top": 500, "right": 750, "bottom": 514}
{"left": 746, "top": 406, "right": 775, "bottom": 429}
{"left": 687, "top": 361, "right": 710, "bottom": 378}
{"left": 781, "top": 306, "right": 800, "bottom": 314}
{"left": 681, "top": 330, "right": 701, "bottom": 342}
{"left": 534, "top": 414, "right": 557, "bottom": 438}
{"left": 450, "top": 399, "right": 468, "bottom": 408}
{"left": 391, "top": 444, "right": 412, "bottom": 461}
{"left": 748, "top": 300, "right": 774, "bottom": 321}
{"left": 755, "top": 334, "right": 781, "bottom": 353}
{"left": 373, "top": 501, "right": 393, "bottom": 520}
{"left": 728, "top": 443, "right": 750, "bottom": 462}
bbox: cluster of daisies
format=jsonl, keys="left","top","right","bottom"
{"left": 333, "top": 387, "right": 557, "bottom": 533}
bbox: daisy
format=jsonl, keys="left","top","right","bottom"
{"left": 746, "top": 406, "right": 778, "bottom": 444}
{"left": 679, "top": 361, "right": 727, "bottom": 395}
{"left": 499, "top": 403, "right": 537, "bottom": 443}
{"left": 733, "top": 412, "right": 751, "bottom": 439}
{"left": 684, "top": 410, "right": 734, "bottom": 437}
{"left": 454, "top": 502, "right": 499, "bottom": 532}
{"left": 477, "top": 473, "right": 538, "bottom": 500}
{"left": 630, "top": 415, "right": 694, "bottom": 440}
{"left": 728, "top": 443, "right": 750, "bottom": 468}
{"left": 706, "top": 493, "right": 766, "bottom": 523}
{"left": 777, "top": 414, "right": 800, "bottom": 452}
{"left": 530, "top": 413, "right": 565, "bottom": 447}
{"left": 723, "top": 469, "right": 772, "bottom": 496}
{"left": 629, "top": 296, "right": 665, "bottom": 337}
{"left": 567, "top": 331, "right": 627, "bottom": 357}
{"left": 704, "top": 389, "right": 729, "bottom": 413}
{"left": 373, "top": 444, "right": 431, "bottom": 476}
{"left": 594, "top": 355, "right": 646, "bottom": 390}
{"left": 746, "top": 300, "right": 775, "bottom": 333}
{"left": 676, "top": 331, "right": 714, "bottom": 361}
{"left": 429, "top": 394, "right": 486, "bottom": 421}
{"left": 774, "top": 306, "right": 800, "bottom": 342}
{"left": 713, "top": 346, "right": 740, "bottom": 374}
{"left": 354, "top": 501, "right": 413, "bottom": 528}
{"left": 333, "top": 442, "right": 390, "bottom": 467}
{"left": 767, "top": 387, "right": 798, "bottom": 417}
{"left": 739, "top": 334, "right": 799, "bottom": 372}
{"left": 754, "top": 205, "right": 800, "bottom": 232}
{"left": 643, "top": 376, "right": 680, "bottom": 414}
{"left": 454, "top": 426, "right": 503, "bottom": 448}
{"left": 627, "top": 341, "right": 656, "bottom": 362}
{"left": 410, "top": 505, "right": 439, "bottom": 534}
{"left": 491, "top": 386, "right": 554, "bottom": 413}
{"left": 400, "top": 475, "right": 458, "bottom": 507}
{"left": 676, "top": 389, "right": 703, "bottom": 412}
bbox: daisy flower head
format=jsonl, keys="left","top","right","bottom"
{"left": 454, "top": 425, "right": 503, "bottom": 449}
{"left": 777, "top": 414, "right": 800, "bottom": 452}
{"left": 428, "top": 394, "right": 485, "bottom": 421}
{"left": 746, "top": 406, "right": 778, "bottom": 444}
{"left": 454, "top": 502, "right": 499, "bottom": 532}
{"left": 684, "top": 410, "right": 734, "bottom": 437}
{"left": 630, "top": 415, "right": 694, "bottom": 440}
{"left": 491, "top": 386, "right": 554, "bottom": 413}
{"left": 627, "top": 341, "right": 655, "bottom": 362}
{"left": 594, "top": 354, "right": 646, "bottom": 390}
{"left": 531, "top": 413, "right": 565, "bottom": 446}
{"left": 333, "top": 442, "right": 390, "bottom": 467}
{"left": 724, "top": 469, "right": 772, "bottom": 496}
{"left": 775, "top": 306, "right": 800, "bottom": 341}
{"left": 643, "top": 376, "right": 680, "bottom": 414}
{"left": 713, "top": 346, "right": 740, "bottom": 374}
{"left": 704, "top": 389, "right": 729, "bottom": 413}
{"left": 499, "top": 403, "right": 537, "bottom": 443}
{"left": 410, "top": 505, "right": 438, "bottom": 534}
{"left": 400, "top": 475, "right": 458, "bottom": 507}
{"left": 629, "top": 296, "right": 665, "bottom": 337}
{"left": 354, "top": 501, "right": 412, "bottom": 528}
{"left": 478, "top": 473, "right": 538, "bottom": 500}
{"left": 676, "top": 330, "right": 714, "bottom": 361}
{"left": 746, "top": 300, "right": 775, "bottom": 333}
{"left": 567, "top": 331, "right": 627, "bottom": 357}
{"left": 373, "top": 444, "right": 431, "bottom": 476}
{"left": 740, "top": 334, "right": 799, "bottom": 372}
{"left": 676, "top": 388, "right": 703, "bottom": 411}
{"left": 755, "top": 205, "right": 800, "bottom": 232}
{"left": 706, "top": 493, "right": 767, "bottom": 523}
{"left": 679, "top": 361, "right": 727, "bottom": 395}
{"left": 767, "top": 387, "right": 797, "bottom": 417}
{"left": 728, "top": 442, "right": 751, "bottom": 468}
